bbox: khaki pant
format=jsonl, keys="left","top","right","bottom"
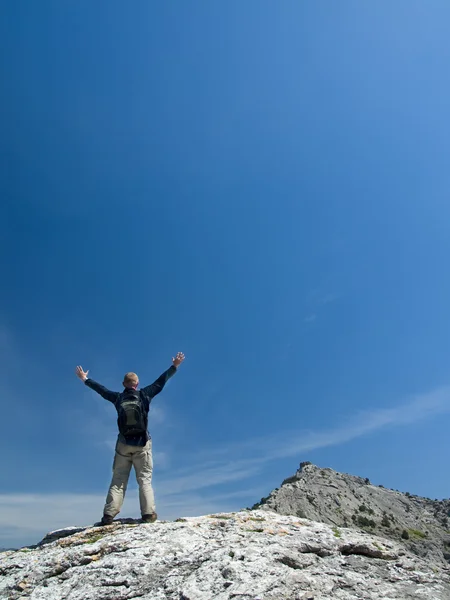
{"left": 104, "top": 439, "right": 155, "bottom": 518}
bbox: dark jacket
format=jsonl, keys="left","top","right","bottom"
{"left": 85, "top": 365, "right": 177, "bottom": 446}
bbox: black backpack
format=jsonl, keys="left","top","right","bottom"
{"left": 117, "top": 390, "right": 147, "bottom": 437}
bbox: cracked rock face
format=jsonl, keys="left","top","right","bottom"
{"left": 1, "top": 511, "right": 449, "bottom": 600}
{"left": 256, "top": 463, "right": 450, "bottom": 568}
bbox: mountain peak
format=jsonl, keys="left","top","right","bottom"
{"left": 252, "top": 463, "right": 450, "bottom": 567}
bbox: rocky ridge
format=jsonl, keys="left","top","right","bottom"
{"left": 253, "top": 462, "right": 450, "bottom": 568}
{"left": 1, "top": 510, "right": 450, "bottom": 600}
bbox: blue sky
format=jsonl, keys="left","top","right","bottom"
{"left": 2, "top": 1, "right": 450, "bottom": 548}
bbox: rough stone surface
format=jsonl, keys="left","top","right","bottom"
{"left": 253, "top": 463, "right": 450, "bottom": 568}
{"left": 1, "top": 510, "right": 449, "bottom": 600}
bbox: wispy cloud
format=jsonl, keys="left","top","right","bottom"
{"left": 149, "top": 404, "right": 166, "bottom": 424}
{"left": 304, "top": 314, "right": 317, "bottom": 323}
{"left": 0, "top": 492, "right": 106, "bottom": 548}
{"left": 317, "top": 292, "right": 341, "bottom": 305}
{"left": 158, "top": 459, "right": 263, "bottom": 496}
{"left": 303, "top": 286, "right": 341, "bottom": 324}
{"left": 0, "top": 486, "right": 263, "bottom": 548}
{"left": 156, "top": 386, "right": 450, "bottom": 496}
{"left": 153, "top": 451, "right": 170, "bottom": 470}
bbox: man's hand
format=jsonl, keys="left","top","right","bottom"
{"left": 172, "top": 352, "right": 185, "bottom": 368}
{"left": 75, "top": 366, "right": 89, "bottom": 382}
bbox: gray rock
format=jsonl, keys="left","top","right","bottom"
{"left": 1, "top": 510, "right": 449, "bottom": 599}
{"left": 254, "top": 462, "right": 450, "bottom": 568}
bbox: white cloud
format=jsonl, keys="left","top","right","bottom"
{"left": 149, "top": 404, "right": 166, "bottom": 424}
{"left": 156, "top": 385, "right": 450, "bottom": 496}
{"left": 153, "top": 451, "right": 170, "bottom": 470}
{"left": 317, "top": 292, "right": 341, "bottom": 305}
{"left": 302, "top": 287, "right": 341, "bottom": 325}
{"left": 157, "top": 459, "right": 263, "bottom": 496}
{"left": 0, "top": 493, "right": 105, "bottom": 548}
{"left": 304, "top": 314, "right": 317, "bottom": 323}
{"left": 0, "top": 486, "right": 263, "bottom": 549}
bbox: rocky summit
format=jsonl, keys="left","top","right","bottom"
{"left": 253, "top": 462, "right": 450, "bottom": 568}
{"left": 1, "top": 510, "right": 450, "bottom": 600}
{"left": 2, "top": 463, "right": 450, "bottom": 599}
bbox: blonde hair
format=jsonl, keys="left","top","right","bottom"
{"left": 123, "top": 372, "right": 139, "bottom": 388}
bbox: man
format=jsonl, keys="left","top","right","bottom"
{"left": 75, "top": 352, "right": 185, "bottom": 525}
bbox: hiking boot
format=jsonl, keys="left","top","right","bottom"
{"left": 100, "top": 514, "right": 114, "bottom": 526}
{"left": 142, "top": 513, "right": 157, "bottom": 523}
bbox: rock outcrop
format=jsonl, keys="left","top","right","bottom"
{"left": 1, "top": 511, "right": 450, "bottom": 599}
{"left": 253, "top": 462, "right": 450, "bottom": 567}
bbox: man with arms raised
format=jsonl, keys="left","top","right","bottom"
{"left": 75, "top": 352, "right": 185, "bottom": 525}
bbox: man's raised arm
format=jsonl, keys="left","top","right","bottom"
{"left": 75, "top": 365, "right": 119, "bottom": 404}
{"left": 141, "top": 352, "right": 185, "bottom": 399}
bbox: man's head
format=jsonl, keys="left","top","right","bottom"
{"left": 123, "top": 372, "right": 139, "bottom": 389}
